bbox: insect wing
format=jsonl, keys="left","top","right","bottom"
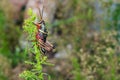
{"left": 37, "top": 39, "right": 53, "bottom": 52}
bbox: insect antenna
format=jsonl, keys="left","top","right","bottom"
{"left": 41, "top": 0, "right": 44, "bottom": 20}
{"left": 37, "top": 7, "right": 42, "bottom": 21}
{"left": 37, "top": 0, "right": 44, "bottom": 21}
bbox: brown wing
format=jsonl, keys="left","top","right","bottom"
{"left": 37, "top": 39, "right": 53, "bottom": 52}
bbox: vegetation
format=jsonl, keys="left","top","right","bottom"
{"left": 0, "top": 0, "right": 119, "bottom": 80}
{"left": 19, "top": 9, "right": 52, "bottom": 80}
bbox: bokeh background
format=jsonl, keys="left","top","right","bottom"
{"left": 0, "top": 0, "right": 120, "bottom": 80}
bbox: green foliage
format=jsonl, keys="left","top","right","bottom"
{"left": 19, "top": 9, "right": 51, "bottom": 80}
{"left": 0, "top": 0, "right": 119, "bottom": 80}
{"left": 0, "top": 71, "right": 8, "bottom": 80}
{"left": 71, "top": 30, "right": 119, "bottom": 80}
{"left": 0, "top": 54, "right": 11, "bottom": 80}
{"left": 0, "top": 0, "right": 25, "bottom": 67}
{"left": 23, "top": 9, "right": 36, "bottom": 40}
{"left": 72, "top": 58, "right": 85, "bottom": 80}
{"left": 50, "top": 0, "right": 120, "bottom": 80}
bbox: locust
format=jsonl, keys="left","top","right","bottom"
{"left": 32, "top": 0, "right": 54, "bottom": 54}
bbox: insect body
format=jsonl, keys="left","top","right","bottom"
{"left": 33, "top": 12, "right": 54, "bottom": 54}
{"left": 35, "top": 20, "right": 47, "bottom": 42}
{"left": 32, "top": 0, "right": 54, "bottom": 54}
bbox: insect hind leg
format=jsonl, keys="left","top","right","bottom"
{"left": 41, "top": 47, "right": 47, "bottom": 54}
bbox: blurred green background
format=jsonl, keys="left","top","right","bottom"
{"left": 0, "top": 0, "right": 120, "bottom": 80}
